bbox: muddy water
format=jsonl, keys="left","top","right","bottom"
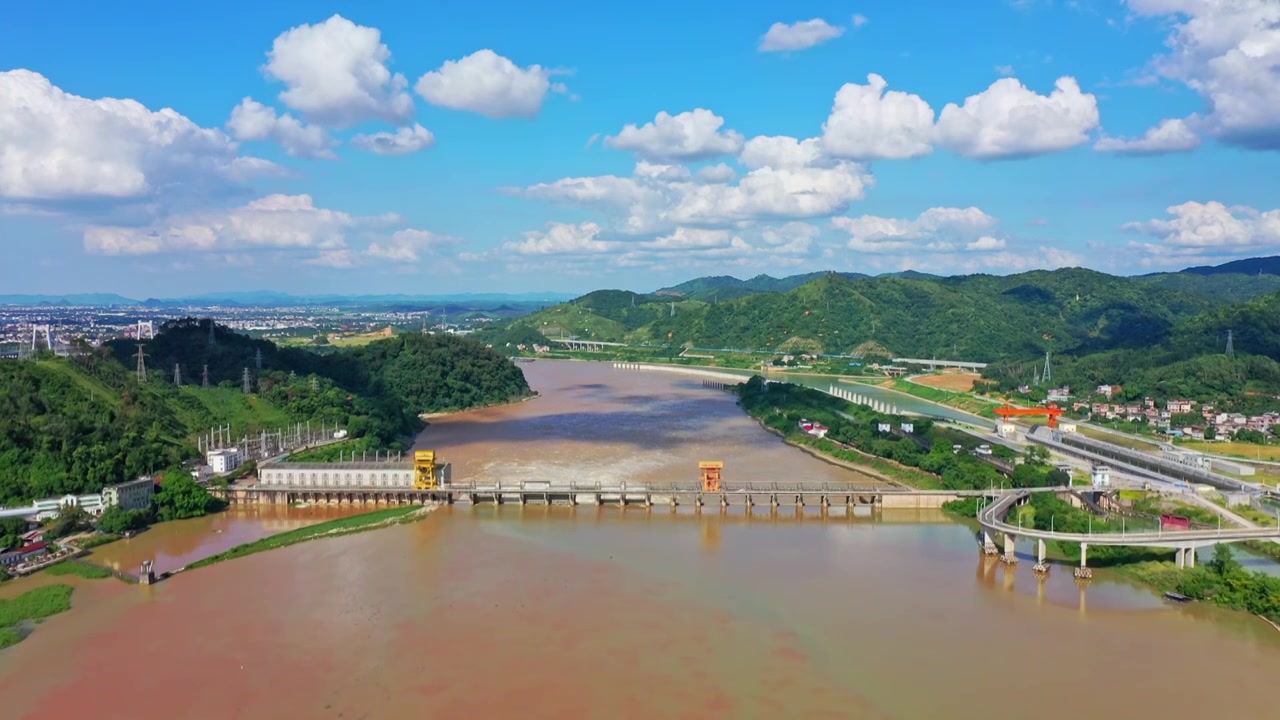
{"left": 1, "top": 359, "right": 1279, "bottom": 720}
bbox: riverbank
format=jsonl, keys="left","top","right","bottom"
{"left": 186, "top": 504, "right": 438, "bottom": 571}
{"left": 422, "top": 392, "right": 540, "bottom": 421}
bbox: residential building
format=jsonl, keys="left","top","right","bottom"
{"left": 102, "top": 476, "right": 155, "bottom": 512}
{"left": 207, "top": 448, "right": 243, "bottom": 474}
{"left": 1095, "top": 384, "right": 1113, "bottom": 399}
{"left": 1166, "top": 399, "right": 1195, "bottom": 414}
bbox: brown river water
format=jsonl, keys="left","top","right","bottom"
{"left": 2, "top": 360, "right": 1280, "bottom": 719}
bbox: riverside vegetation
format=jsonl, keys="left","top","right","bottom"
{"left": 0, "top": 320, "right": 531, "bottom": 505}
{"left": 0, "top": 584, "right": 75, "bottom": 650}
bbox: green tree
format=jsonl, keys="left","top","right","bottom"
{"left": 153, "top": 472, "right": 224, "bottom": 521}
{"left": 0, "top": 517, "right": 30, "bottom": 550}
{"left": 97, "top": 505, "right": 150, "bottom": 534}
{"left": 1024, "top": 445, "right": 1050, "bottom": 465}
{"left": 43, "top": 505, "right": 90, "bottom": 539}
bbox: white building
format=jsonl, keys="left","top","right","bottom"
{"left": 32, "top": 494, "right": 105, "bottom": 520}
{"left": 103, "top": 477, "right": 155, "bottom": 512}
{"left": 1162, "top": 448, "right": 1211, "bottom": 470}
{"left": 207, "top": 448, "right": 243, "bottom": 474}
{"left": 1091, "top": 463, "right": 1111, "bottom": 487}
{"left": 258, "top": 460, "right": 417, "bottom": 488}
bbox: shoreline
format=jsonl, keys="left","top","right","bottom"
{"left": 421, "top": 392, "right": 539, "bottom": 421}
{"left": 180, "top": 503, "right": 439, "bottom": 574}
{"left": 758, "top": 425, "right": 905, "bottom": 487}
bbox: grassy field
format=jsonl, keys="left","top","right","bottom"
{"left": 188, "top": 505, "right": 431, "bottom": 570}
{"left": 174, "top": 385, "right": 292, "bottom": 432}
{"left": 1179, "top": 440, "right": 1280, "bottom": 462}
{"left": 0, "top": 584, "right": 74, "bottom": 649}
{"left": 892, "top": 379, "right": 998, "bottom": 418}
{"left": 43, "top": 562, "right": 113, "bottom": 580}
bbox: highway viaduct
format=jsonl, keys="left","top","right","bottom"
{"left": 977, "top": 490, "right": 1280, "bottom": 577}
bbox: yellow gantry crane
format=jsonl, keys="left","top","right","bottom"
{"left": 414, "top": 450, "right": 438, "bottom": 490}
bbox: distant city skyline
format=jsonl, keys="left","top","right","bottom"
{"left": 1, "top": 0, "right": 1277, "bottom": 296}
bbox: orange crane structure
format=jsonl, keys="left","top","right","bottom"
{"left": 994, "top": 402, "right": 1065, "bottom": 429}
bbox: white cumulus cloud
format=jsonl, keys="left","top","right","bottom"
{"left": 1122, "top": 200, "right": 1280, "bottom": 259}
{"left": 227, "top": 98, "right": 337, "bottom": 159}
{"left": 0, "top": 70, "right": 273, "bottom": 203}
{"left": 935, "top": 77, "right": 1100, "bottom": 159}
{"left": 832, "top": 207, "right": 1001, "bottom": 253}
{"left": 263, "top": 14, "right": 414, "bottom": 127}
{"left": 415, "top": 49, "right": 558, "bottom": 119}
{"left": 759, "top": 19, "right": 845, "bottom": 52}
{"left": 1094, "top": 117, "right": 1201, "bottom": 155}
{"left": 605, "top": 109, "right": 745, "bottom": 162}
{"left": 1127, "top": 0, "right": 1280, "bottom": 149}
{"left": 740, "top": 135, "right": 825, "bottom": 169}
{"left": 513, "top": 159, "right": 872, "bottom": 234}
{"left": 351, "top": 124, "right": 436, "bottom": 155}
{"left": 504, "top": 222, "right": 614, "bottom": 256}
{"left": 820, "top": 74, "right": 936, "bottom": 160}
{"left": 366, "top": 227, "right": 458, "bottom": 261}
{"left": 83, "top": 194, "right": 357, "bottom": 256}
{"left": 760, "top": 222, "right": 821, "bottom": 254}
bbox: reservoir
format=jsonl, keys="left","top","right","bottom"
{"left": 1, "top": 359, "right": 1278, "bottom": 719}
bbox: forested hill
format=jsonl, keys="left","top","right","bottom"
{"left": 0, "top": 323, "right": 529, "bottom": 504}
{"left": 487, "top": 268, "right": 1218, "bottom": 360}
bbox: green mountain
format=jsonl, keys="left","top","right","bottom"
{"left": 657, "top": 271, "right": 868, "bottom": 302}
{"left": 0, "top": 321, "right": 530, "bottom": 505}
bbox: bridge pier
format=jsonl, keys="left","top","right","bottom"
{"left": 1001, "top": 533, "right": 1018, "bottom": 564}
{"left": 1074, "top": 542, "right": 1092, "bottom": 579}
{"left": 1177, "top": 547, "right": 1197, "bottom": 569}
{"left": 982, "top": 530, "right": 999, "bottom": 556}
{"left": 1033, "top": 539, "right": 1049, "bottom": 574}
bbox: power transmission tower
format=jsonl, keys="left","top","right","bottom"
{"left": 208, "top": 319, "right": 217, "bottom": 346}
{"left": 309, "top": 376, "right": 319, "bottom": 392}
{"left": 255, "top": 347, "right": 263, "bottom": 370}
{"left": 288, "top": 370, "right": 296, "bottom": 382}
{"left": 173, "top": 363, "right": 182, "bottom": 386}
{"left": 1042, "top": 351, "right": 1052, "bottom": 385}
{"left": 1226, "top": 329, "right": 1235, "bottom": 358}
{"left": 135, "top": 344, "right": 148, "bottom": 382}
{"left": 242, "top": 367, "right": 252, "bottom": 395}
{"left": 202, "top": 364, "right": 210, "bottom": 388}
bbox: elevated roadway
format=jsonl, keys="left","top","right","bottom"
{"left": 976, "top": 490, "right": 1280, "bottom": 570}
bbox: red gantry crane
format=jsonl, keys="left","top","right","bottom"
{"left": 994, "top": 402, "right": 1065, "bottom": 429}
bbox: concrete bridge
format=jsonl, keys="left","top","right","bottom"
{"left": 430, "top": 481, "right": 1060, "bottom": 509}
{"left": 976, "top": 490, "right": 1280, "bottom": 577}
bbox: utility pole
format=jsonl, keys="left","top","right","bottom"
{"left": 135, "top": 344, "right": 148, "bottom": 382}
{"left": 242, "top": 367, "right": 252, "bottom": 395}
{"left": 202, "top": 364, "right": 210, "bottom": 388}
{"left": 173, "top": 363, "right": 182, "bottom": 386}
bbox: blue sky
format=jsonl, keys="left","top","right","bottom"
{"left": 1, "top": 0, "right": 1277, "bottom": 297}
